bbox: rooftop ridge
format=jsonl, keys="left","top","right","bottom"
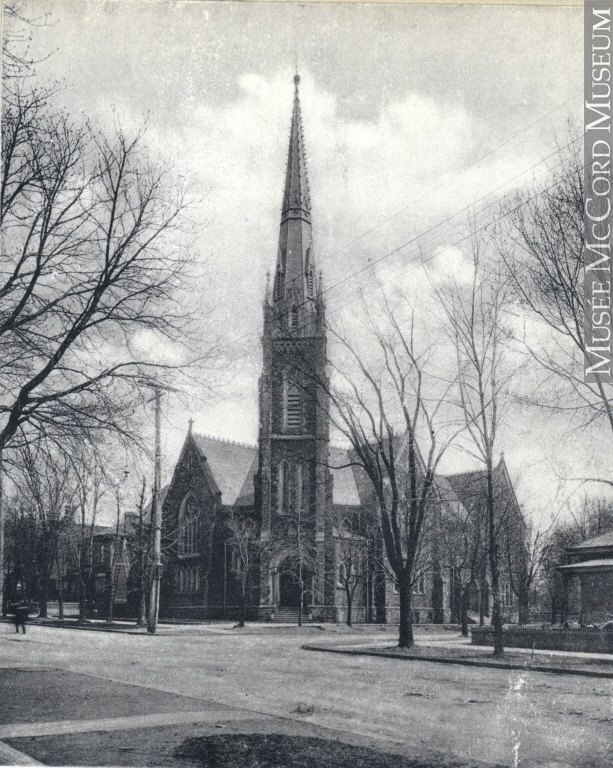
{"left": 192, "top": 432, "right": 257, "bottom": 450}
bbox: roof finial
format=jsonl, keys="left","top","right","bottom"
{"left": 188, "top": 417, "right": 194, "bottom": 434}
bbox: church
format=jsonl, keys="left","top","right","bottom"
{"left": 158, "top": 76, "right": 525, "bottom": 625}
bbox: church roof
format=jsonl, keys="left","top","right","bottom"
{"left": 191, "top": 434, "right": 258, "bottom": 506}
{"left": 329, "top": 446, "right": 361, "bottom": 507}
{"left": 189, "top": 434, "right": 361, "bottom": 508}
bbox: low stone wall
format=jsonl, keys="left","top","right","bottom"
{"left": 471, "top": 626, "right": 613, "bottom": 654}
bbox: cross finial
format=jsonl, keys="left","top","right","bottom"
{"left": 188, "top": 417, "right": 194, "bottom": 434}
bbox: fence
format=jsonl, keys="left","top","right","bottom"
{"left": 471, "top": 626, "right": 613, "bottom": 654}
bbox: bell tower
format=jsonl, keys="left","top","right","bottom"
{"left": 256, "top": 75, "right": 334, "bottom": 618}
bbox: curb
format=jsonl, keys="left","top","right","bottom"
{"left": 301, "top": 644, "right": 613, "bottom": 679}
{"left": 1, "top": 618, "right": 147, "bottom": 635}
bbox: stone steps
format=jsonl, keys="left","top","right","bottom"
{"left": 271, "top": 608, "right": 313, "bottom": 624}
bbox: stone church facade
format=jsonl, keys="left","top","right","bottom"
{"left": 159, "top": 77, "right": 525, "bottom": 624}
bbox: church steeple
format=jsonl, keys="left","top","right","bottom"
{"left": 257, "top": 74, "right": 332, "bottom": 616}
{"left": 282, "top": 75, "right": 311, "bottom": 222}
{"left": 271, "top": 74, "right": 320, "bottom": 334}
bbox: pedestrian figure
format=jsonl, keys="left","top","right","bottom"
{"left": 12, "top": 601, "right": 29, "bottom": 634}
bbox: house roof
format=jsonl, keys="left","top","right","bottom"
{"left": 192, "top": 434, "right": 258, "bottom": 506}
{"left": 558, "top": 558, "right": 613, "bottom": 572}
{"left": 568, "top": 530, "right": 613, "bottom": 551}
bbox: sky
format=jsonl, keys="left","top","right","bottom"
{"left": 18, "top": 0, "right": 605, "bottom": 523}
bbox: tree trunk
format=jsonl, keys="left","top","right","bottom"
{"left": 397, "top": 576, "right": 414, "bottom": 649}
{"left": 518, "top": 594, "right": 529, "bottom": 625}
{"left": 486, "top": 466, "right": 504, "bottom": 657}
{"left": 38, "top": 570, "right": 49, "bottom": 618}
{"left": 491, "top": 593, "right": 504, "bottom": 656}
{"left": 0, "top": 454, "right": 4, "bottom": 617}
{"left": 461, "top": 583, "right": 470, "bottom": 637}
{"left": 238, "top": 583, "right": 246, "bottom": 628}
{"left": 345, "top": 585, "right": 353, "bottom": 627}
{"left": 78, "top": 574, "right": 87, "bottom": 624}
{"left": 107, "top": 568, "right": 117, "bottom": 624}
{"left": 137, "top": 586, "right": 147, "bottom": 627}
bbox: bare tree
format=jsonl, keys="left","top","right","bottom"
{"left": 225, "top": 510, "right": 275, "bottom": 628}
{"left": 0, "top": 8, "right": 210, "bottom": 608}
{"left": 8, "top": 439, "right": 78, "bottom": 617}
{"left": 437, "top": 234, "right": 514, "bottom": 656}
{"left": 64, "top": 446, "right": 116, "bottom": 623}
{"left": 331, "top": 506, "right": 370, "bottom": 627}
{"left": 499, "top": 142, "right": 613, "bottom": 450}
{"left": 325, "top": 299, "right": 458, "bottom": 649}
{"left": 129, "top": 478, "right": 150, "bottom": 627}
{"left": 438, "top": 483, "right": 488, "bottom": 636}
{"left": 503, "top": 515, "right": 545, "bottom": 625}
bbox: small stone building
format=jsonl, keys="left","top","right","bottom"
{"left": 559, "top": 531, "right": 613, "bottom": 625}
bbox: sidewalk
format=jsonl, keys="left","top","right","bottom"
{"left": 302, "top": 637, "right": 613, "bottom": 679}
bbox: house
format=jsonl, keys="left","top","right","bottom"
{"left": 558, "top": 530, "right": 613, "bottom": 625}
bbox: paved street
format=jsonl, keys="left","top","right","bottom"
{"left": 0, "top": 622, "right": 612, "bottom": 767}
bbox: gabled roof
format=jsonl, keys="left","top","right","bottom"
{"left": 444, "top": 458, "right": 515, "bottom": 508}
{"left": 433, "top": 475, "right": 465, "bottom": 513}
{"left": 569, "top": 529, "right": 613, "bottom": 551}
{"left": 329, "top": 446, "right": 361, "bottom": 507}
{"left": 191, "top": 434, "right": 258, "bottom": 506}
{"left": 189, "top": 435, "right": 362, "bottom": 509}
{"left": 235, "top": 453, "right": 259, "bottom": 507}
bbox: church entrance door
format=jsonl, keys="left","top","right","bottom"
{"left": 279, "top": 571, "right": 302, "bottom": 607}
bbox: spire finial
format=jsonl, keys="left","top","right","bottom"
{"left": 188, "top": 417, "right": 194, "bottom": 434}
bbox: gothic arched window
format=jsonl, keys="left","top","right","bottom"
{"left": 274, "top": 261, "right": 284, "bottom": 301}
{"left": 293, "top": 461, "right": 308, "bottom": 515}
{"left": 178, "top": 565, "right": 200, "bottom": 593}
{"left": 179, "top": 495, "right": 199, "bottom": 555}
{"left": 294, "top": 462, "right": 303, "bottom": 513}
{"left": 290, "top": 306, "right": 299, "bottom": 333}
{"left": 305, "top": 247, "right": 314, "bottom": 298}
{"left": 278, "top": 462, "right": 290, "bottom": 514}
{"left": 285, "top": 383, "right": 302, "bottom": 431}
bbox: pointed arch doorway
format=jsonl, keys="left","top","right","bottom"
{"left": 277, "top": 557, "right": 312, "bottom": 609}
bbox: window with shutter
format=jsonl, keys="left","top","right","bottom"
{"left": 286, "top": 384, "right": 301, "bottom": 430}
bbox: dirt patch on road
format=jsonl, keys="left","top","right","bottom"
{"left": 176, "top": 733, "right": 494, "bottom": 768}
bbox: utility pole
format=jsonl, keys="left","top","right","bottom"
{"left": 0, "top": 453, "right": 4, "bottom": 616}
{"left": 147, "top": 387, "right": 163, "bottom": 634}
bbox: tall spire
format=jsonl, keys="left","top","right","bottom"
{"left": 269, "top": 74, "right": 322, "bottom": 336}
{"left": 282, "top": 74, "right": 311, "bottom": 222}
